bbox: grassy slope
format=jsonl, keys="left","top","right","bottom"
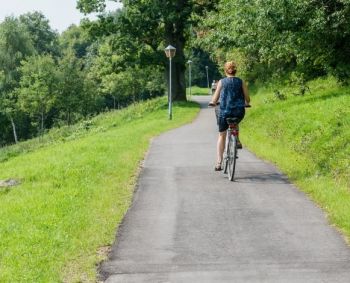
{"left": 0, "top": 97, "right": 199, "bottom": 282}
{"left": 241, "top": 76, "right": 350, "bottom": 241}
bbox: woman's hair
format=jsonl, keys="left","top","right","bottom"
{"left": 224, "top": 61, "right": 237, "bottom": 75}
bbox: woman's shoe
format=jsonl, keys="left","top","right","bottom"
{"left": 214, "top": 162, "right": 222, "bottom": 171}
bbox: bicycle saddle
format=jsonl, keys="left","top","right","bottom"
{"left": 226, "top": 117, "right": 240, "bottom": 124}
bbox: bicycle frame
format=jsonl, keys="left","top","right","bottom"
{"left": 228, "top": 123, "right": 239, "bottom": 137}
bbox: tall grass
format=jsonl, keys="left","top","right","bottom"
{"left": 242, "top": 76, "right": 350, "bottom": 241}
{"left": 0, "top": 97, "right": 199, "bottom": 282}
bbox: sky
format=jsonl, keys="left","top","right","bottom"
{"left": 0, "top": 0, "right": 122, "bottom": 33}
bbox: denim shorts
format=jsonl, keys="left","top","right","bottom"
{"left": 218, "top": 108, "right": 245, "bottom": 132}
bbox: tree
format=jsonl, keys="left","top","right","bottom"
{"left": 0, "top": 17, "right": 35, "bottom": 143}
{"left": 19, "top": 11, "right": 59, "bottom": 56}
{"left": 17, "top": 55, "right": 59, "bottom": 138}
{"left": 85, "top": 32, "right": 166, "bottom": 109}
{"left": 78, "top": 0, "right": 218, "bottom": 101}
{"left": 144, "top": 66, "right": 166, "bottom": 98}
{"left": 56, "top": 50, "right": 86, "bottom": 125}
{"left": 59, "top": 24, "right": 93, "bottom": 58}
{"left": 85, "top": 36, "right": 122, "bottom": 108}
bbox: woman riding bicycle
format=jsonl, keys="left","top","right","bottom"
{"left": 209, "top": 61, "right": 250, "bottom": 171}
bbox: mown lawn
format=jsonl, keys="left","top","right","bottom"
{"left": 187, "top": 85, "right": 211, "bottom": 97}
{"left": 0, "top": 97, "right": 199, "bottom": 282}
{"left": 241, "top": 76, "right": 350, "bottom": 242}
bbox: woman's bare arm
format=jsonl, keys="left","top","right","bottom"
{"left": 210, "top": 80, "right": 222, "bottom": 104}
{"left": 242, "top": 81, "right": 250, "bottom": 104}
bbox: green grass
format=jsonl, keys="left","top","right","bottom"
{"left": 187, "top": 85, "right": 211, "bottom": 97}
{"left": 0, "top": 97, "right": 199, "bottom": 282}
{"left": 241, "top": 76, "right": 350, "bottom": 241}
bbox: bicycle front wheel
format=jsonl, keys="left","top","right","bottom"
{"left": 227, "top": 135, "right": 237, "bottom": 181}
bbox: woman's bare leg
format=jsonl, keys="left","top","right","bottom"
{"left": 217, "top": 131, "right": 227, "bottom": 165}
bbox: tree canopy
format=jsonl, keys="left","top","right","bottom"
{"left": 198, "top": 0, "right": 350, "bottom": 82}
{"left": 0, "top": 10, "right": 167, "bottom": 145}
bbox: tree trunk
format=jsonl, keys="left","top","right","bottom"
{"left": 40, "top": 111, "right": 44, "bottom": 141}
{"left": 10, "top": 116, "right": 18, "bottom": 144}
{"left": 66, "top": 110, "right": 71, "bottom": 126}
{"left": 173, "top": 39, "right": 187, "bottom": 101}
{"left": 164, "top": 38, "right": 187, "bottom": 101}
{"left": 68, "top": 110, "right": 71, "bottom": 125}
{"left": 165, "top": 6, "right": 187, "bottom": 101}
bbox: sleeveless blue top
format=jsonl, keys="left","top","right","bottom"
{"left": 219, "top": 77, "right": 245, "bottom": 117}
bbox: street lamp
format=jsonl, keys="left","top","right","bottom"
{"left": 205, "top": 65, "right": 210, "bottom": 93}
{"left": 187, "top": 60, "right": 192, "bottom": 100}
{"left": 164, "top": 45, "right": 176, "bottom": 120}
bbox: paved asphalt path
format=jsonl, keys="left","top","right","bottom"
{"left": 100, "top": 96, "right": 350, "bottom": 282}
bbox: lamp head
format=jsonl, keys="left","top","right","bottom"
{"left": 164, "top": 45, "right": 176, "bottom": 58}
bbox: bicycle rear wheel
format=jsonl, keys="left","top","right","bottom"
{"left": 227, "top": 135, "right": 237, "bottom": 181}
{"left": 223, "top": 136, "right": 229, "bottom": 174}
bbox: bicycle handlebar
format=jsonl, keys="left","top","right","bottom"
{"left": 208, "top": 102, "right": 219, "bottom": 107}
{"left": 208, "top": 102, "right": 252, "bottom": 108}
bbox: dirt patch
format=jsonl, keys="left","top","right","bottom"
{"left": 97, "top": 246, "right": 111, "bottom": 260}
{"left": 97, "top": 245, "right": 112, "bottom": 282}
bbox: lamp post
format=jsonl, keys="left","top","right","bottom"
{"left": 187, "top": 60, "right": 192, "bottom": 100}
{"left": 205, "top": 65, "right": 210, "bottom": 94}
{"left": 164, "top": 45, "right": 176, "bottom": 120}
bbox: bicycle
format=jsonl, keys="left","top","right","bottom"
{"left": 222, "top": 117, "right": 240, "bottom": 181}
{"left": 209, "top": 103, "right": 251, "bottom": 181}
